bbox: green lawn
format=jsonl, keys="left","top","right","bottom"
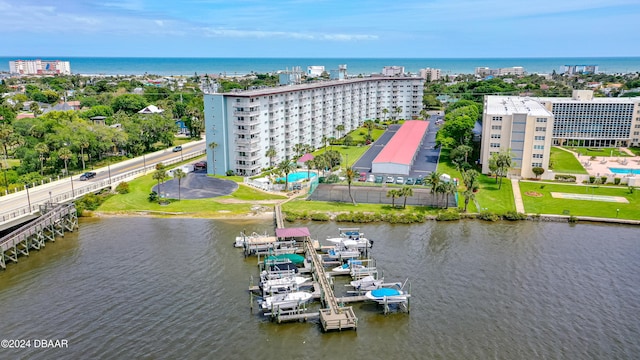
{"left": 98, "top": 172, "right": 284, "bottom": 216}
{"left": 347, "top": 127, "right": 385, "bottom": 143}
{"left": 629, "top": 147, "right": 640, "bottom": 156}
{"left": 313, "top": 145, "right": 369, "bottom": 168}
{"left": 550, "top": 147, "right": 588, "bottom": 174}
{"left": 436, "top": 148, "right": 464, "bottom": 182}
{"left": 474, "top": 174, "right": 516, "bottom": 213}
{"left": 519, "top": 181, "right": 640, "bottom": 220}
{"left": 565, "top": 147, "right": 631, "bottom": 158}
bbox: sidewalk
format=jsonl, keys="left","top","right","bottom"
{"left": 511, "top": 178, "right": 525, "bottom": 213}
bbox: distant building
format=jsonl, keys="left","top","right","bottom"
{"left": 382, "top": 66, "right": 405, "bottom": 76}
{"left": 561, "top": 65, "right": 598, "bottom": 75}
{"left": 138, "top": 105, "right": 164, "bottom": 114}
{"left": 307, "top": 66, "right": 325, "bottom": 77}
{"left": 475, "top": 66, "right": 524, "bottom": 77}
{"left": 9, "top": 59, "right": 71, "bottom": 75}
{"left": 419, "top": 68, "right": 441, "bottom": 81}
{"left": 330, "top": 65, "right": 348, "bottom": 80}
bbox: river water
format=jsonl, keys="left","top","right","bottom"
{"left": 0, "top": 218, "right": 639, "bottom": 359}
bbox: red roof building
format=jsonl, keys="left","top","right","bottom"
{"left": 372, "top": 120, "right": 429, "bottom": 175}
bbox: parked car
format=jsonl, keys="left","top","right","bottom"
{"left": 406, "top": 177, "right": 415, "bottom": 185}
{"left": 358, "top": 172, "right": 367, "bottom": 182}
{"left": 367, "top": 174, "right": 376, "bottom": 182}
{"left": 374, "top": 176, "right": 383, "bottom": 184}
{"left": 386, "top": 176, "right": 395, "bottom": 184}
{"left": 194, "top": 160, "right": 207, "bottom": 170}
{"left": 415, "top": 177, "right": 424, "bottom": 185}
{"left": 395, "top": 176, "right": 404, "bottom": 184}
{"left": 172, "top": 145, "right": 183, "bottom": 152}
{"left": 79, "top": 171, "right": 96, "bottom": 181}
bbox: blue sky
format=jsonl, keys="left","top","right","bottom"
{"left": 1, "top": 0, "right": 639, "bottom": 57}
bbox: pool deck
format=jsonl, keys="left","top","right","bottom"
{"left": 569, "top": 148, "right": 640, "bottom": 177}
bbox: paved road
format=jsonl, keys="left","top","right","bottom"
{"left": 154, "top": 170, "right": 238, "bottom": 199}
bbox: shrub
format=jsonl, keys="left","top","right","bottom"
{"left": 436, "top": 209, "right": 460, "bottom": 221}
{"left": 600, "top": 176, "right": 608, "bottom": 184}
{"left": 226, "top": 170, "right": 235, "bottom": 176}
{"left": 115, "top": 182, "right": 130, "bottom": 194}
{"left": 310, "top": 213, "right": 330, "bottom": 221}
{"left": 503, "top": 211, "right": 527, "bottom": 221}
{"left": 588, "top": 176, "right": 596, "bottom": 184}
{"left": 554, "top": 174, "right": 576, "bottom": 183}
{"left": 568, "top": 215, "right": 579, "bottom": 223}
{"left": 478, "top": 210, "right": 500, "bottom": 221}
{"left": 614, "top": 178, "right": 621, "bottom": 185}
{"left": 148, "top": 191, "right": 158, "bottom": 202}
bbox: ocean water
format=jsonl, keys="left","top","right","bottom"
{"left": 1, "top": 57, "right": 640, "bottom": 76}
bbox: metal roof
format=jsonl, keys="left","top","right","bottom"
{"left": 372, "top": 120, "right": 429, "bottom": 166}
{"left": 275, "top": 227, "right": 311, "bottom": 238}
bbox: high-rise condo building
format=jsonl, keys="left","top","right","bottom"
{"left": 204, "top": 77, "right": 424, "bottom": 176}
{"left": 9, "top": 59, "right": 71, "bottom": 75}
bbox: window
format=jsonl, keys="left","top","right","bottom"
{"left": 491, "top": 125, "right": 502, "bottom": 130}
{"left": 532, "top": 162, "right": 542, "bottom": 167}
{"left": 533, "top": 154, "right": 543, "bottom": 159}
{"left": 490, "top": 134, "right": 501, "bottom": 139}
{"left": 490, "top": 143, "right": 501, "bottom": 148}
{"left": 536, "top": 118, "right": 547, "bottom": 123}
{"left": 534, "top": 136, "right": 545, "bottom": 141}
{"left": 492, "top": 116, "right": 503, "bottom": 122}
{"left": 535, "top": 127, "right": 546, "bottom": 132}
{"left": 534, "top": 145, "right": 544, "bottom": 150}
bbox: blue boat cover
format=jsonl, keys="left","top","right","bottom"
{"left": 371, "top": 288, "right": 401, "bottom": 297}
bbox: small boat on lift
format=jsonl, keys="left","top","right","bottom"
{"left": 259, "top": 291, "right": 313, "bottom": 311}
{"left": 326, "top": 228, "right": 373, "bottom": 249}
{"left": 260, "top": 271, "right": 311, "bottom": 294}
{"left": 365, "top": 287, "right": 409, "bottom": 304}
{"left": 349, "top": 275, "right": 384, "bottom": 291}
{"left": 326, "top": 240, "right": 361, "bottom": 260}
{"left": 234, "top": 231, "right": 277, "bottom": 248}
{"left": 331, "top": 260, "right": 364, "bottom": 274}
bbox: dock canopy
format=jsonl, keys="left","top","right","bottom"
{"left": 276, "top": 227, "right": 311, "bottom": 238}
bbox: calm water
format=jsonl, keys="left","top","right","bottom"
{"left": 2, "top": 57, "right": 640, "bottom": 76}
{"left": 0, "top": 218, "right": 639, "bottom": 359}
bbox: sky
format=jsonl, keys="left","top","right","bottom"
{"left": 1, "top": 0, "right": 639, "bottom": 58}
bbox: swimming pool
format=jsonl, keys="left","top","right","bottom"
{"left": 277, "top": 171, "right": 317, "bottom": 182}
{"left": 608, "top": 167, "right": 640, "bottom": 175}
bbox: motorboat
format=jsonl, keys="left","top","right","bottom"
{"left": 259, "top": 291, "right": 313, "bottom": 311}
{"left": 331, "top": 260, "right": 364, "bottom": 274}
{"left": 260, "top": 272, "right": 311, "bottom": 294}
{"left": 234, "top": 231, "right": 277, "bottom": 248}
{"left": 349, "top": 275, "right": 384, "bottom": 291}
{"left": 326, "top": 241, "right": 361, "bottom": 260}
{"left": 326, "top": 228, "right": 373, "bottom": 249}
{"left": 365, "top": 287, "right": 410, "bottom": 304}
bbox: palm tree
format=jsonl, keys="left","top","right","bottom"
{"left": 208, "top": 141, "right": 218, "bottom": 175}
{"left": 363, "top": 120, "right": 375, "bottom": 139}
{"left": 382, "top": 108, "right": 389, "bottom": 122}
{"left": 153, "top": 163, "right": 167, "bottom": 202}
{"left": 304, "top": 159, "right": 314, "bottom": 180}
{"left": 386, "top": 189, "right": 399, "bottom": 207}
{"left": 394, "top": 106, "right": 403, "bottom": 122}
{"left": 345, "top": 167, "right": 357, "bottom": 205}
{"left": 173, "top": 168, "right": 186, "bottom": 201}
{"left": 335, "top": 124, "right": 345, "bottom": 139}
{"left": 35, "top": 143, "right": 49, "bottom": 176}
{"left": 400, "top": 186, "right": 413, "bottom": 209}
{"left": 428, "top": 171, "right": 442, "bottom": 205}
{"left": 78, "top": 136, "right": 90, "bottom": 170}
{"left": 444, "top": 182, "right": 457, "bottom": 209}
{"left": 265, "top": 147, "right": 276, "bottom": 168}
{"left": 321, "top": 135, "right": 329, "bottom": 153}
{"left": 58, "top": 148, "right": 73, "bottom": 177}
{"left": 293, "top": 143, "right": 307, "bottom": 159}
{"left": 463, "top": 188, "right": 475, "bottom": 212}
{"left": 277, "top": 160, "right": 296, "bottom": 191}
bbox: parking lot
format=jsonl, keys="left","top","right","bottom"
{"left": 351, "top": 119, "right": 442, "bottom": 183}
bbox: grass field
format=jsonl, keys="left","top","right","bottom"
{"left": 313, "top": 145, "right": 369, "bottom": 168}
{"left": 98, "top": 172, "right": 285, "bottom": 216}
{"left": 474, "top": 174, "right": 516, "bottom": 213}
{"left": 519, "top": 181, "right": 640, "bottom": 219}
{"left": 550, "top": 147, "right": 588, "bottom": 174}
{"left": 565, "top": 147, "right": 631, "bottom": 158}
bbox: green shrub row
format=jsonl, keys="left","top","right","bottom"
{"left": 75, "top": 190, "right": 114, "bottom": 216}
{"left": 436, "top": 209, "right": 460, "bottom": 221}
{"left": 555, "top": 174, "right": 576, "bottom": 182}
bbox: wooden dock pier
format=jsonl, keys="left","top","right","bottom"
{"left": 0, "top": 203, "right": 78, "bottom": 269}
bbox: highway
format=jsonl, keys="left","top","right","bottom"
{"left": 0, "top": 140, "right": 206, "bottom": 230}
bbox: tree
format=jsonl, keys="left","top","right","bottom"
{"left": 462, "top": 169, "right": 479, "bottom": 212}
{"left": 35, "top": 142, "right": 49, "bottom": 176}
{"left": 265, "top": 147, "right": 276, "bottom": 168}
{"left": 208, "top": 141, "right": 218, "bottom": 175}
{"left": 304, "top": 159, "right": 314, "bottom": 180}
{"left": 382, "top": 108, "right": 389, "bottom": 122}
{"left": 173, "top": 168, "right": 186, "bottom": 201}
{"left": 463, "top": 188, "right": 475, "bottom": 213}
{"left": 532, "top": 167, "right": 545, "bottom": 179}
{"left": 489, "top": 150, "right": 514, "bottom": 189}
{"left": 400, "top": 186, "right": 413, "bottom": 209}
{"left": 345, "top": 167, "right": 357, "bottom": 205}
{"left": 321, "top": 135, "right": 329, "bottom": 153}
{"left": 152, "top": 163, "right": 168, "bottom": 203}
{"left": 393, "top": 106, "right": 403, "bottom": 122}
{"left": 293, "top": 143, "right": 307, "bottom": 159}
{"left": 335, "top": 124, "right": 345, "bottom": 139}
{"left": 29, "top": 102, "right": 42, "bottom": 117}
{"left": 363, "top": 120, "right": 375, "bottom": 139}
{"left": 386, "top": 189, "right": 400, "bottom": 207}
{"left": 277, "top": 159, "right": 296, "bottom": 191}
{"left": 58, "top": 147, "right": 73, "bottom": 176}
{"left": 444, "top": 182, "right": 457, "bottom": 209}
{"left": 111, "top": 94, "right": 147, "bottom": 115}
{"left": 0, "top": 124, "right": 21, "bottom": 185}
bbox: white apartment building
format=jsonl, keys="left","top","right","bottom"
{"left": 9, "top": 59, "right": 71, "bottom": 75}
{"left": 480, "top": 96, "right": 554, "bottom": 179}
{"left": 419, "top": 68, "right": 441, "bottom": 81}
{"left": 536, "top": 90, "right": 640, "bottom": 148}
{"left": 382, "top": 66, "right": 405, "bottom": 76}
{"left": 481, "top": 90, "right": 640, "bottom": 178}
{"left": 204, "top": 77, "right": 424, "bottom": 176}
{"left": 307, "top": 66, "right": 325, "bottom": 77}
{"left": 475, "top": 66, "right": 524, "bottom": 77}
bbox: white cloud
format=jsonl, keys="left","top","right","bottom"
{"left": 201, "top": 28, "right": 377, "bottom": 41}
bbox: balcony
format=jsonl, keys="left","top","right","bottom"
{"left": 236, "top": 136, "right": 261, "bottom": 146}
{"left": 233, "top": 109, "right": 260, "bottom": 117}
{"left": 233, "top": 117, "right": 261, "bottom": 126}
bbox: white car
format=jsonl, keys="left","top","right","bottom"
{"left": 367, "top": 174, "right": 375, "bottom": 182}
{"left": 395, "top": 176, "right": 404, "bottom": 184}
{"left": 386, "top": 176, "right": 394, "bottom": 183}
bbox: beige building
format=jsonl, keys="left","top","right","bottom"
{"left": 480, "top": 96, "right": 554, "bottom": 179}
{"left": 419, "top": 68, "right": 441, "bottom": 81}
{"left": 475, "top": 66, "right": 524, "bottom": 77}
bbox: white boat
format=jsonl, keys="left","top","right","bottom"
{"left": 365, "top": 287, "right": 410, "bottom": 304}
{"left": 260, "top": 272, "right": 311, "bottom": 294}
{"left": 349, "top": 275, "right": 384, "bottom": 291}
{"left": 326, "top": 228, "right": 373, "bottom": 249}
{"left": 331, "top": 260, "right": 364, "bottom": 274}
{"left": 234, "top": 231, "right": 277, "bottom": 248}
{"left": 259, "top": 291, "right": 313, "bottom": 311}
{"left": 327, "top": 242, "right": 361, "bottom": 260}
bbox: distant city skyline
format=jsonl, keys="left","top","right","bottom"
{"left": 2, "top": 0, "right": 639, "bottom": 58}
